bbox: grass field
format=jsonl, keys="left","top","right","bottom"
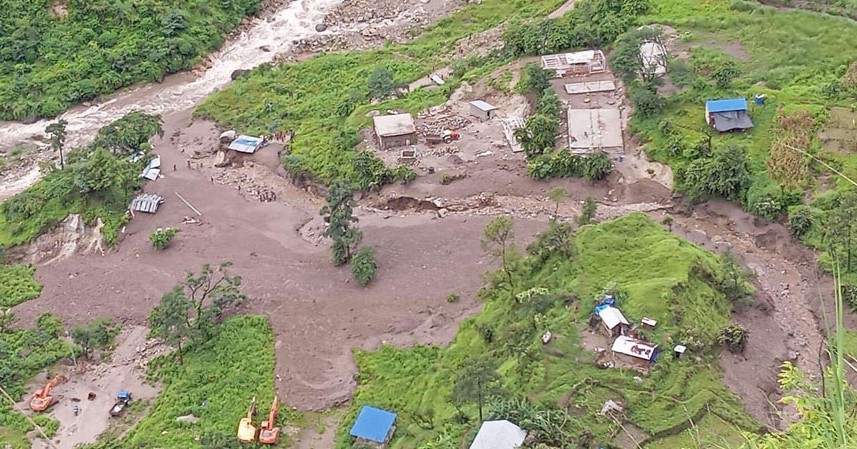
{"left": 336, "top": 214, "right": 757, "bottom": 449}
{"left": 197, "top": 0, "right": 565, "bottom": 183}
{"left": 0, "top": 264, "right": 42, "bottom": 307}
{"left": 79, "top": 315, "right": 284, "bottom": 449}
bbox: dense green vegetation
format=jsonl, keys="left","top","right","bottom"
{"left": 80, "top": 315, "right": 278, "bottom": 449}
{"left": 0, "top": 112, "right": 163, "bottom": 247}
{"left": 0, "top": 264, "right": 42, "bottom": 307}
{"left": 0, "top": 313, "right": 71, "bottom": 449}
{"left": 336, "top": 214, "right": 758, "bottom": 448}
{"left": 0, "top": 0, "right": 261, "bottom": 120}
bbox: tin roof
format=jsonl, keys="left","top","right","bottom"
{"left": 350, "top": 406, "right": 397, "bottom": 443}
{"left": 706, "top": 98, "right": 748, "bottom": 113}
{"left": 470, "top": 100, "right": 498, "bottom": 112}
{"left": 129, "top": 194, "right": 164, "bottom": 214}
{"left": 373, "top": 114, "right": 416, "bottom": 137}
{"left": 611, "top": 336, "right": 658, "bottom": 361}
{"left": 598, "top": 306, "right": 630, "bottom": 330}
{"left": 228, "top": 135, "right": 263, "bottom": 154}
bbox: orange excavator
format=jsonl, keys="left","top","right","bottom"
{"left": 237, "top": 397, "right": 257, "bottom": 443}
{"left": 29, "top": 374, "right": 67, "bottom": 412}
{"left": 259, "top": 396, "right": 281, "bottom": 445}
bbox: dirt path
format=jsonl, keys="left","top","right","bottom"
{"left": 26, "top": 326, "right": 164, "bottom": 449}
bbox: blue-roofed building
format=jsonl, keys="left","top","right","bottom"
{"left": 705, "top": 98, "right": 753, "bottom": 132}
{"left": 350, "top": 406, "right": 397, "bottom": 446}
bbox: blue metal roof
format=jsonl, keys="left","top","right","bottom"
{"left": 706, "top": 98, "right": 748, "bottom": 113}
{"left": 350, "top": 406, "right": 397, "bottom": 443}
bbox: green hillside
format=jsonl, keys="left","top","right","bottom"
{"left": 337, "top": 214, "right": 757, "bottom": 449}
{"left": 0, "top": 0, "right": 261, "bottom": 120}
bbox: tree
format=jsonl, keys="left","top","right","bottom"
{"left": 321, "top": 180, "right": 362, "bottom": 265}
{"left": 46, "top": 119, "right": 68, "bottom": 170}
{"left": 482, "top": 216, "right": 518, "bottom": 290}
{"left": 630, "top": 84, "right": 664, "bottom": 118}
{"left": 788, "top": 206, "right": 813, "bottom": 238}
{"left": 150, "top": 227, "right": 180, "bottom": 250}
{"left": 712, "top": 61, "right": 740, "bottom": 89}
{"left": 718, "top": 249, "right": 753, "bottom": 307}
{"left": 578, "top": 197, "right": 597, "bottom": 225}
{"left": 453, "top": 355, "right": 501, "bottom": 423}
{"left": 609, "top": 27, "right": 664, "bottom": 84}
{"left": 149, "top": 262, "right": 246, "bottom": 361}
{"left": 71, "top": 317, "right": 117, "bottom": 359}
{"left": 582, "top": 153, "right": 612, "bottom": 182}
{"left": 827, "top": 191, "right": 857, "bottom": 272}
{"left": 547, "top": 186, "right": 567, "bottom": 219}
{"left": 149, "top": 287, "right": 192, "bottom": 363}
{"left": 679, "top": 145, "right": 750, "bottom": 202}
{"left": 662, "top": 215, "right": 674, "bottom": 231}
{"left": 521, "top": 63, "right": 553, "bottom": 94}
{"left": 367, "top": 66, "right": 396, "bottom": 100}
{"left": 350, "top": 246, "right": 377, "bottom": 286}
{"left": 515, "top": 114, "right": 559, "bottom": 158}
{"left": 89, "top": 111, "right": 163, "bottom": 158}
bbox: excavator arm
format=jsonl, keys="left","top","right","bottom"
{"left": 237, "top": 397, "right": 258, "bottom": 443}
{"left": 259, "top": 396, "right": 281, "bottom": 445}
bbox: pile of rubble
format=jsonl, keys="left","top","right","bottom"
{"left": 214, "top": 171, "right": 280, "bottom": 202}
{"left": 417, "top": 116, "right": 471, "bottom": 135}
{"left": 322, "top": 0, "right": 407, "bottom": 26}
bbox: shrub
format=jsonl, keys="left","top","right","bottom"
{"left": 678, "top": 145, "right": 750, "bottom": 202}
{"left": 0, "top": 264, "right": 42, "bottom": 308}
{"left": 367, "top": 67, "right": 397, "bottom": 100}
{"left": 744, "top": 182, "right": 801, "bottom": 220}
{"left": 150, "top": 227, "right": 180, "bottom": 251}
{"left": 447, "top": 294, "right": 460, "bottom": 303}
{"left": 578, "top": 197, "right": 598, "bottom": 225}
{"left": 712, "top": 61, "right": 740, "bottom": 88}
{"left": 351, "top": 247, "right": 378, "bottom": 286}
{"left": 37, "top": 313, "right": 64, "bottom": 338}
{"left": 717, "top": 323, "right": 749, "bottom": 353}
{"left": 527, "top": 151, "right": 612, "bottom": 181}
{"left": 630, "top": 84, "right": 665, "bottom": 118}
{"left": 788, "top": 206, "right": 814, "bottom": 237}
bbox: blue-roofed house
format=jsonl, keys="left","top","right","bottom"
{"left": 705, "top": 98, "right": 753, "bottom": 132}
{"left": 350, "top": 406, "right": 397, "bottom": 446}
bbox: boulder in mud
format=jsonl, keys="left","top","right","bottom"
{"left": 21, "top": 116, "right": 40, "bottom": 125}
{"left": 231, "top": 69, "right": 250, "bottom": 81}
{"left": 315, "top": 23, "right": 327, "bottom": 32}
{"left": 176, "top": 414, "right": 200, "bottom": 424}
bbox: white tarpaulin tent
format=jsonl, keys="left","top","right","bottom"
{"left": 469, "top": 420, "right": 527, "bottom": 449}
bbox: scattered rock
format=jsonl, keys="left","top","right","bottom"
{"left": 230, "top": 69, "right": 250, "bottom": 81}
{"left": 259, "top": 45, "right": 271, "bottom": 52}
{"left": 176, "top": 414, "right": 200, "bottom": 424}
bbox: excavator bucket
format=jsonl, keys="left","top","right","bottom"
{"left": 237, "top": 397, "right": 258, "bottom": 443}
{"left": 259, "top": 395, "right": 281, "bottom": 445}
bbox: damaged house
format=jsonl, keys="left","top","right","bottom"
{"left": 705, "top": 98, "right": 753, "bottom": 132}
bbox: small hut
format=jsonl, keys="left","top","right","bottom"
{"left": 373, "top": 114, "right": 416, "bottom": 149}
{"left": 705, "top": 98, "right": 753, "bottom": 132}
{"left": 469, "top": 100, "right": 498, "bottom": 121}
{"left": 350, "top": 406, "right": 397, "bottom": 447}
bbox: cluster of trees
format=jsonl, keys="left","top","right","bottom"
{"left": 1, "top": 112, "right": 162, "bottom": 246}
{"left": 503, "top": 0, "right": 650, "bottom": 57}
{"left": 0, "top": 0, "right": 261, "bottom": 119}
{"left": 148, "top": 262, "right": 246, "bottom": 363}
{"left": 72, "top": 317, "right": 120, "bottom": 359}
{"left": 320, "top": 181, "right": 377, "bottom": 285}
{"left": 527, "top": 150, "right": 613, "bottom": 182}
{"left": 609, "top": 27, "right": 666, "bottom": 118}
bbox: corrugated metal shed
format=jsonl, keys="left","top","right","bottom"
{"left": 130, "top": 194, "right": 164, "bottom": 214}
{"left": 706, "top": 98, "right": 748, "bottom": 113}
{"left": 141, "top": 156, "right": 161, "bottom": 181}
{"left": 349, "top": 406, "right": 397, "bottom": 443}
{"left": 228, "top": 135, "right": 264, "bottom": 154}
{"left": 373, "top": 114, "right": 416, "bottom": 137}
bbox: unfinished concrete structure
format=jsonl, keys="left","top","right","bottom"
{"left": 567, "top": 108, "right": 623, "bottom": 155}
{"left": 564, "top": 80, "right": 616, "bottom": 95}
{"left": 501, "top": 116, "right": 525, "bottom": 153}
{"left": 541, "top": 50, "right": 606, "bottom": 77}
{"left": 373, "top": 113, "right": 417, "bottom": 149}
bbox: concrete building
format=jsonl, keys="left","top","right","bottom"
{"left": 469, "top": 100, "right": 498, "bottom": 121}
{"left": 373, "top": 113, "right": 417, "bottom": 149}
{"left": 567, "top": 108, "right": 624, "bottom": 155}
